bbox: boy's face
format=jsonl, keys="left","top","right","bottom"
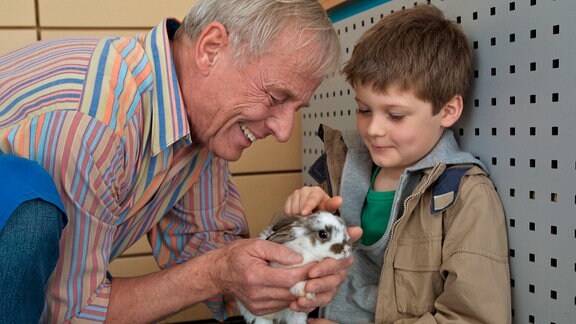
{"left": 355, "top": 84, "right": 457, "bottom": 178}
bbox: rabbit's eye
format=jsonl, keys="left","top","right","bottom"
{"left": 318, "top": 230, "right": 329, "bottom": 240}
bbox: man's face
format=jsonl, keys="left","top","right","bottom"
{"left": 187, "top": 34, "right": 323, "bottom": 161}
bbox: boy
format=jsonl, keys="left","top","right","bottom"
{"left": 284, "top": 4, "right": 512, "bottom": 323}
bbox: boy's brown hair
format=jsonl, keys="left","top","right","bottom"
{"left": 342, "top": 4, "right": 472, "bottom": 114}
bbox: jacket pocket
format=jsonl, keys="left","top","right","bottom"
{"left": 393, "top": 236, "right": 444, "bottom": 315}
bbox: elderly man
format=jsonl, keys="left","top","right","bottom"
{"left": 0, "top": 0, "right": 360, "bottom": 322}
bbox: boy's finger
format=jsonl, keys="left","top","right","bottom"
{"left": 318, "top": 196, "right": 342, "bottom": 213}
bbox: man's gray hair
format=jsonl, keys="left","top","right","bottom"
{"left": 180, "top": 0, "right": 340, "bottom": 78}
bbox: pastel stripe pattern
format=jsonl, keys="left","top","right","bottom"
{"left": 0, "top": 19, "right": 248, "bottom": 323}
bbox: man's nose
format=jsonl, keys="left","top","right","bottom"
{"left": 266, "top": 108, "right": 296, "bottom": 142}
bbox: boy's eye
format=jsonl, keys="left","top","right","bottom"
{"left": 356, "top": 108, "right": 371, "bottom": 115}
{"left": 388, "top": 114, "right": 405, "bottom": 121}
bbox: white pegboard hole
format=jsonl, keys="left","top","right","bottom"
{"left": 550, "top": 159, "right": 558, "bottom": 168}
{"left": 550, "top": 257, "right": 557, "bottom": 267}
{"left": 550, "top": 225, "right": 557, "bottom": 235}
{"left": 455, "top": 126, "right": 562, "bottom": 140}
{"left": 306, "top": 1, "right": 576, "bottom": 321}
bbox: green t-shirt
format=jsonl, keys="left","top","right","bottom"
{"left": 360, "top": 166, "right": 396, "bottom": 246}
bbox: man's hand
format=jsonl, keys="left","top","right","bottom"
{"left": 290, "top": 226, "right": 362, "bottom": 313}
{"left": 207, "top": 224, "right": 361, "bottom": 316}
{"left": 283, "top": 186, "right": 363, "bottom": 313}
{"left": 208, "top": 238, "right": 311, "bottom": 315}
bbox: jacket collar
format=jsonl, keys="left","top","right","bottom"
{"left": 143, "top": 19, "right": 192, "bottom": 156}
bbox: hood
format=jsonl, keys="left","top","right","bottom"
{"left": 407, "top": 129, "right": 488, "bottom": 175}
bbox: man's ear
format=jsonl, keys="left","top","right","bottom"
{"left": 195, "top": 22, "right": 228, "bottom": 75}
{"left": 440, "top": 95, "right": 463, "bottom": 127}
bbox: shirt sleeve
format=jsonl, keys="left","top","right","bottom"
{"left": 149, "top": 155, "right": 250, "bottom": 321}
{"left": 0, "top": 112, "right": 129, "bottom": 323}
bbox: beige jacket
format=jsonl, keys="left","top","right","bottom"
{"left": 314, "top": 125, "right": 512, "bottom": 324}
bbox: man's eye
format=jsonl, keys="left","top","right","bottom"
{"left": 270, "top": 96, "right": 284, "bottom": 106}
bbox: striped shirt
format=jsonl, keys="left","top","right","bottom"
{"left": 0, "top": 19, "right": 249, "bottom": 323}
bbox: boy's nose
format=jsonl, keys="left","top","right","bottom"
{"left": 367, "top": 118, "right": 387, "bottom": 137}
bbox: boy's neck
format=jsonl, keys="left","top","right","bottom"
{"left": 372, "top": 167, "right": 402, "bottom": 192}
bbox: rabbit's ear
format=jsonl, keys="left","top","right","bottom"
{"left": 266, "top": 230, "right": 295, "bottom": 245}
{"left": 271, "top": 216, "right": 300, "bottom": 231}
{"left": 265, "top": 216, "right": 300, "bottom": 244}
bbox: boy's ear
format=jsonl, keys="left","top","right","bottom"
{"left": 195, "top": 22, "right": 228, "bottom": 75}
{"left": 440, "top": 95, "right": 463, "bottom": 127}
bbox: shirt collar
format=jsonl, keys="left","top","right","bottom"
{"left": 143, "top": 18, "right": 192, "bottom": 156}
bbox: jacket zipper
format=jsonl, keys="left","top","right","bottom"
{"left": 375, "top": 162, "right": 442, "bottom": 321}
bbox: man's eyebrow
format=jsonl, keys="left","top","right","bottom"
{"left": 267, "top": 82, "right": 314, "bottom": 109}
{"left": 275, "top": 87, "right": 310, "bottom": 107}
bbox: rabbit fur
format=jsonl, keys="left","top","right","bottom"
{"left": 237, "top": 211, "right": 352, "bottom": 324}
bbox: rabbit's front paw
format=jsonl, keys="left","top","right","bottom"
{"left": 290, "top": 281, "right": 306, "bottom": 297}
{"left": 290, "top": 280, "right": 316, "bottom": 300}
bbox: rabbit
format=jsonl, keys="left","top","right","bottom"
{"left": 237, "top": 211, "right": 352, "bottom": 324}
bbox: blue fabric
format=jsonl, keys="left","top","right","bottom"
{"left": 430, "top": 166, "right": 471, "bottom": 214}
{"left": 0, "top": 155, "right": 66, "bottom": 321}
{"left": 0, "top": 154, "right": 66, "bottom": 231}
{"left": 0, "top": 199, "right": 64, "bottom": 322}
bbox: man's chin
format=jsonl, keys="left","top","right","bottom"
{"left": 213, "top": 148, "right": 244, "bottom": 162}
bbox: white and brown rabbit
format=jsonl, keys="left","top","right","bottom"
{"left": 237, "top": 211, "right": 352, "bottom": 324}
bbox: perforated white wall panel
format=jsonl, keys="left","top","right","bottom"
{"left": 302, "top": 0, "right": 576, "bottom": 322}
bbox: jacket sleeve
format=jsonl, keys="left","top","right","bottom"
{"left": 149, "top": 156, "right": 249, "bottom": 320}
{"left": 427, "top": 175, "right": 512, "bottom": 323}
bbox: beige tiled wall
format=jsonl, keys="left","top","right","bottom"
{"left": 0, "top": 0, "right": 325, "bottom": 322}
{"left": 0, "top": 0, "right": 37, "bottom": 56}
{"left": 0, "top": 0, "right": 36, "bottom": 26}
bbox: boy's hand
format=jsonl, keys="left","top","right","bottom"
{"left": 284, "top": 186, "right": 342, "bottom": 216}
